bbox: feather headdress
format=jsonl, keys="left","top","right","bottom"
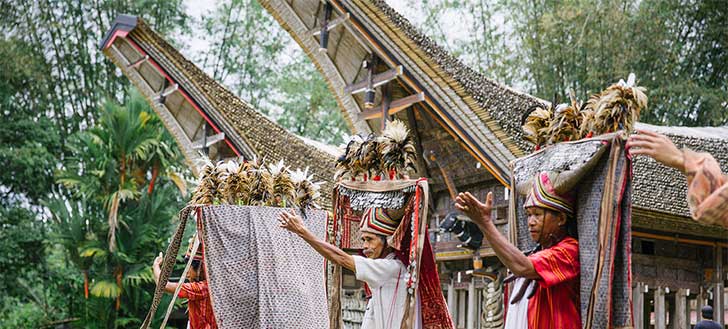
{"left": 248, "top": 158, "right": 273, "bottom": 206}
{"left": 547, "top": 91, "right": 583, "bottom": 144}
{"left": 583, "top": 73, "right": 647, "bottom": 136}
{"left": 377, "top": 120, "right": 417, "bottom": 177}
{"left": 521, "top": 103, "right": 553, "bottom": 149}
{"left": 335, "top": 135, "right": 364, "bottom": 180}
{"left": 290, "top": 167, "right": 322, "bottom": 209}
{"left": 190, "top": 161, "right": 224, "bottom": 205}
{"left": 357, "top": 133, "right": 381, "bottom": 179}
{"left": 268, "top": 160, "right": 295, "bottom": 207}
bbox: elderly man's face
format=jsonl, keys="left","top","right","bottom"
{"left": 361, "top": 232, "right": 387, "bottom": 259}
{"left": 526, "top": 207, "right": 567, "bottom": 245}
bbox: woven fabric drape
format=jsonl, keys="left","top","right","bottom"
{"left": 141, "top": 205, "right": 329, "bottom": 329}
{"left": 509, "top": 135, "right": 633, "bottom": 329}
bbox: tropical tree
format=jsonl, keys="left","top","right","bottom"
{"left": 51, "top": 89, "right": 189, "bottom": 326}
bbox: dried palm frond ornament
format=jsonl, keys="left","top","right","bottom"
{"left": 521, "top": 74, "right": 647, "bottom": 149}
{"left": 335, "top": 120, "right": 417, "bottom": 181}
{"left": 582, "top": 73, "right": 647, "bottom": 137}
{"left": 188, "top": 158, "right": 321, "bottom": 209}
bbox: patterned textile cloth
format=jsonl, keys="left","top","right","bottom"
{"left": 140, "top": 206, "right": 329, "bottom": 329}
{"left": 198, "top": 206, "right": 329, "bottom": 329}
{"left": 509, "top": 134, "right": 633, "bottom": 329}
{"left": 683, "top": 149, "right": 728, "bottom": 228}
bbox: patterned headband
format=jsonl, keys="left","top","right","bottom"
{"left": 524, "top": 172, "right": 576, "bottom": 215}
{"left": 359, "top": 207, "right": 401, "bottom": 237}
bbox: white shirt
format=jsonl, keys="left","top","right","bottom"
{"left": 504, "top": 277, "right": 536, "bottom": 329}
{"left": 354, "top": 253, "right": 408, "bottom": 329}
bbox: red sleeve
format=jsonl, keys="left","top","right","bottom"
{"left": 528, "top": 238, "right": 579, "bottom": 288}
{"left": 178, "top": 281, "right": 209, "bottom": 301}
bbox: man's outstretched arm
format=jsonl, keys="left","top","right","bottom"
{"left": 153, "top": 253, "right": 181, "bottom": 294}
{"left": 279, "top": 210, "right": 356, "bottom": 272}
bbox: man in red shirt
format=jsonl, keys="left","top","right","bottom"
{"left": 455, "top": 171, "right": 581, "bottom": 329}
{"left": 153, "top": 237, "right": 218, "bottom": 329}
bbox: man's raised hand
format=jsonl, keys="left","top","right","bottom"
{"left": 455, "top": 191, "right": 493, "bottom": 227}
{"left": 278, "top": 210, "right": 308, "bottom": 236}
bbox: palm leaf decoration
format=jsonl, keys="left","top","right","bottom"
{"left": 335, "top": 135, "right": 364, "bottom": 180}
{"left": 290, "top": 167, "right": 322, "bottom": 209}
{"left": 378, "top": 120, "right": 417, "bottom": 178}
{"left": 268, "top": 160, "right": 295, "bottom": 207}
{"left": 583, "top": 73, "right": 647, "bottom": 136}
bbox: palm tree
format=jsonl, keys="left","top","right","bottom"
{"left": 52, "top": 89, "right": 188, "bottom": 326}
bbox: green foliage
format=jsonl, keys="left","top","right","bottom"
{"left": 272, "top": 55, "right": 349, "bottom": 145}
{"left": 0, "top": 38, "right": 61, "bottom": 203}
{"left": 0, "top": 297, "right": 46, "bottom": 328}
{"left": 407, "top": 0, "right": 727, "bottom": 126}
{"left": 45, "top": 89, "right": 189, "bottom": 326}
{"left": 0, "top": 207, "right": 46, "bottom": 295}
{"left": 197, "top": 0, "right": 287, "bottom": 109}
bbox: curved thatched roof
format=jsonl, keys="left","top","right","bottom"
{"left": 100, "top": 15, "right": 337, "bottom": 207}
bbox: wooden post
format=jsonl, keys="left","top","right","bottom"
{"left": 447, "top": 280, "right": 456, "bottom": 320}
{"left": 458, "top": 288, "right": 466, "bottom": 328}
{"left": 318, "top": 2, "right": 332, "bottom": 52}
{"left": 633, "top": 282, "right": 645, "bottom": 329}
{"left": 655, "top": 287, "right": 666, "bottom": 329}
{"left": 715, "top": 246, "right": 724, "bottom": 325}
{"left": 467, "top": 279, "right": 476, "bottom": 329}
{"left": 380, "top": 83, "right": 390, "bottom": 130}
{"left": 685, "top": 289, "right": 692, "bottom": 329}
{"left": 675, "top": 288, "right": 688, "bottom": 329}
{"left": 363, "top": 57, "right": 376, "bottom": 109}
{"left": 697, "top": 287, "right": 705, "bottom": 324}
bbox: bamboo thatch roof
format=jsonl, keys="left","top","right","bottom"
{"left": 100, "top": 15, "right": 337, "bottom": 207}
{"left": 259, "top": 0, "right": 728, "bottom": 237}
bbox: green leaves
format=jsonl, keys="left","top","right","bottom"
{"left": 90, "top": 280, "right": 121, "bottom": 299}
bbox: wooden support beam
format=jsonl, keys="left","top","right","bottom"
{"left": 457, "top": 289, "right": 466, "bottom": 328}
{"left": 358, "top": 92, "right": 425, "bottom": 121}
{"left": 344, "top": 65, "right": 403, "bottom": 94}
{"left": 675, "top": 288, "right": 688, "bottom": 329}
{"left": 715, "top": 246, "right": 725, "bottom": 326}
{"left": 192, "top": 132, "right": 225, "bottom": 150}
{"left": 447, "top": 280, "right": 456, "bottom": 320}
{"left": 157, "top": 83, "right": 178, "bottom": 104}
{"left": 310, "top": 13, "right": 349, "bottom": 37}
{"left": 363, "top": 56, "right": 376, "bottom": 108}
{"left": 127, "top": 54, "right": 149, "bottom": 69}
{"left": 405, "top": 105, "right": 431, "bottom": 179}
{"left": 380, "top": 83, "right": 391, "bottom": 130}
{"left": 467, "top": 280, "right": 476, "bottom": 329}
{"left": 655, "top": 287, "right": 666, "bottom": 329}
{"left": 633, "top": 282, "right": 645, "bottom": 329}
{"left": 317, "top": 2, "right": 332, "bottom": 52}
